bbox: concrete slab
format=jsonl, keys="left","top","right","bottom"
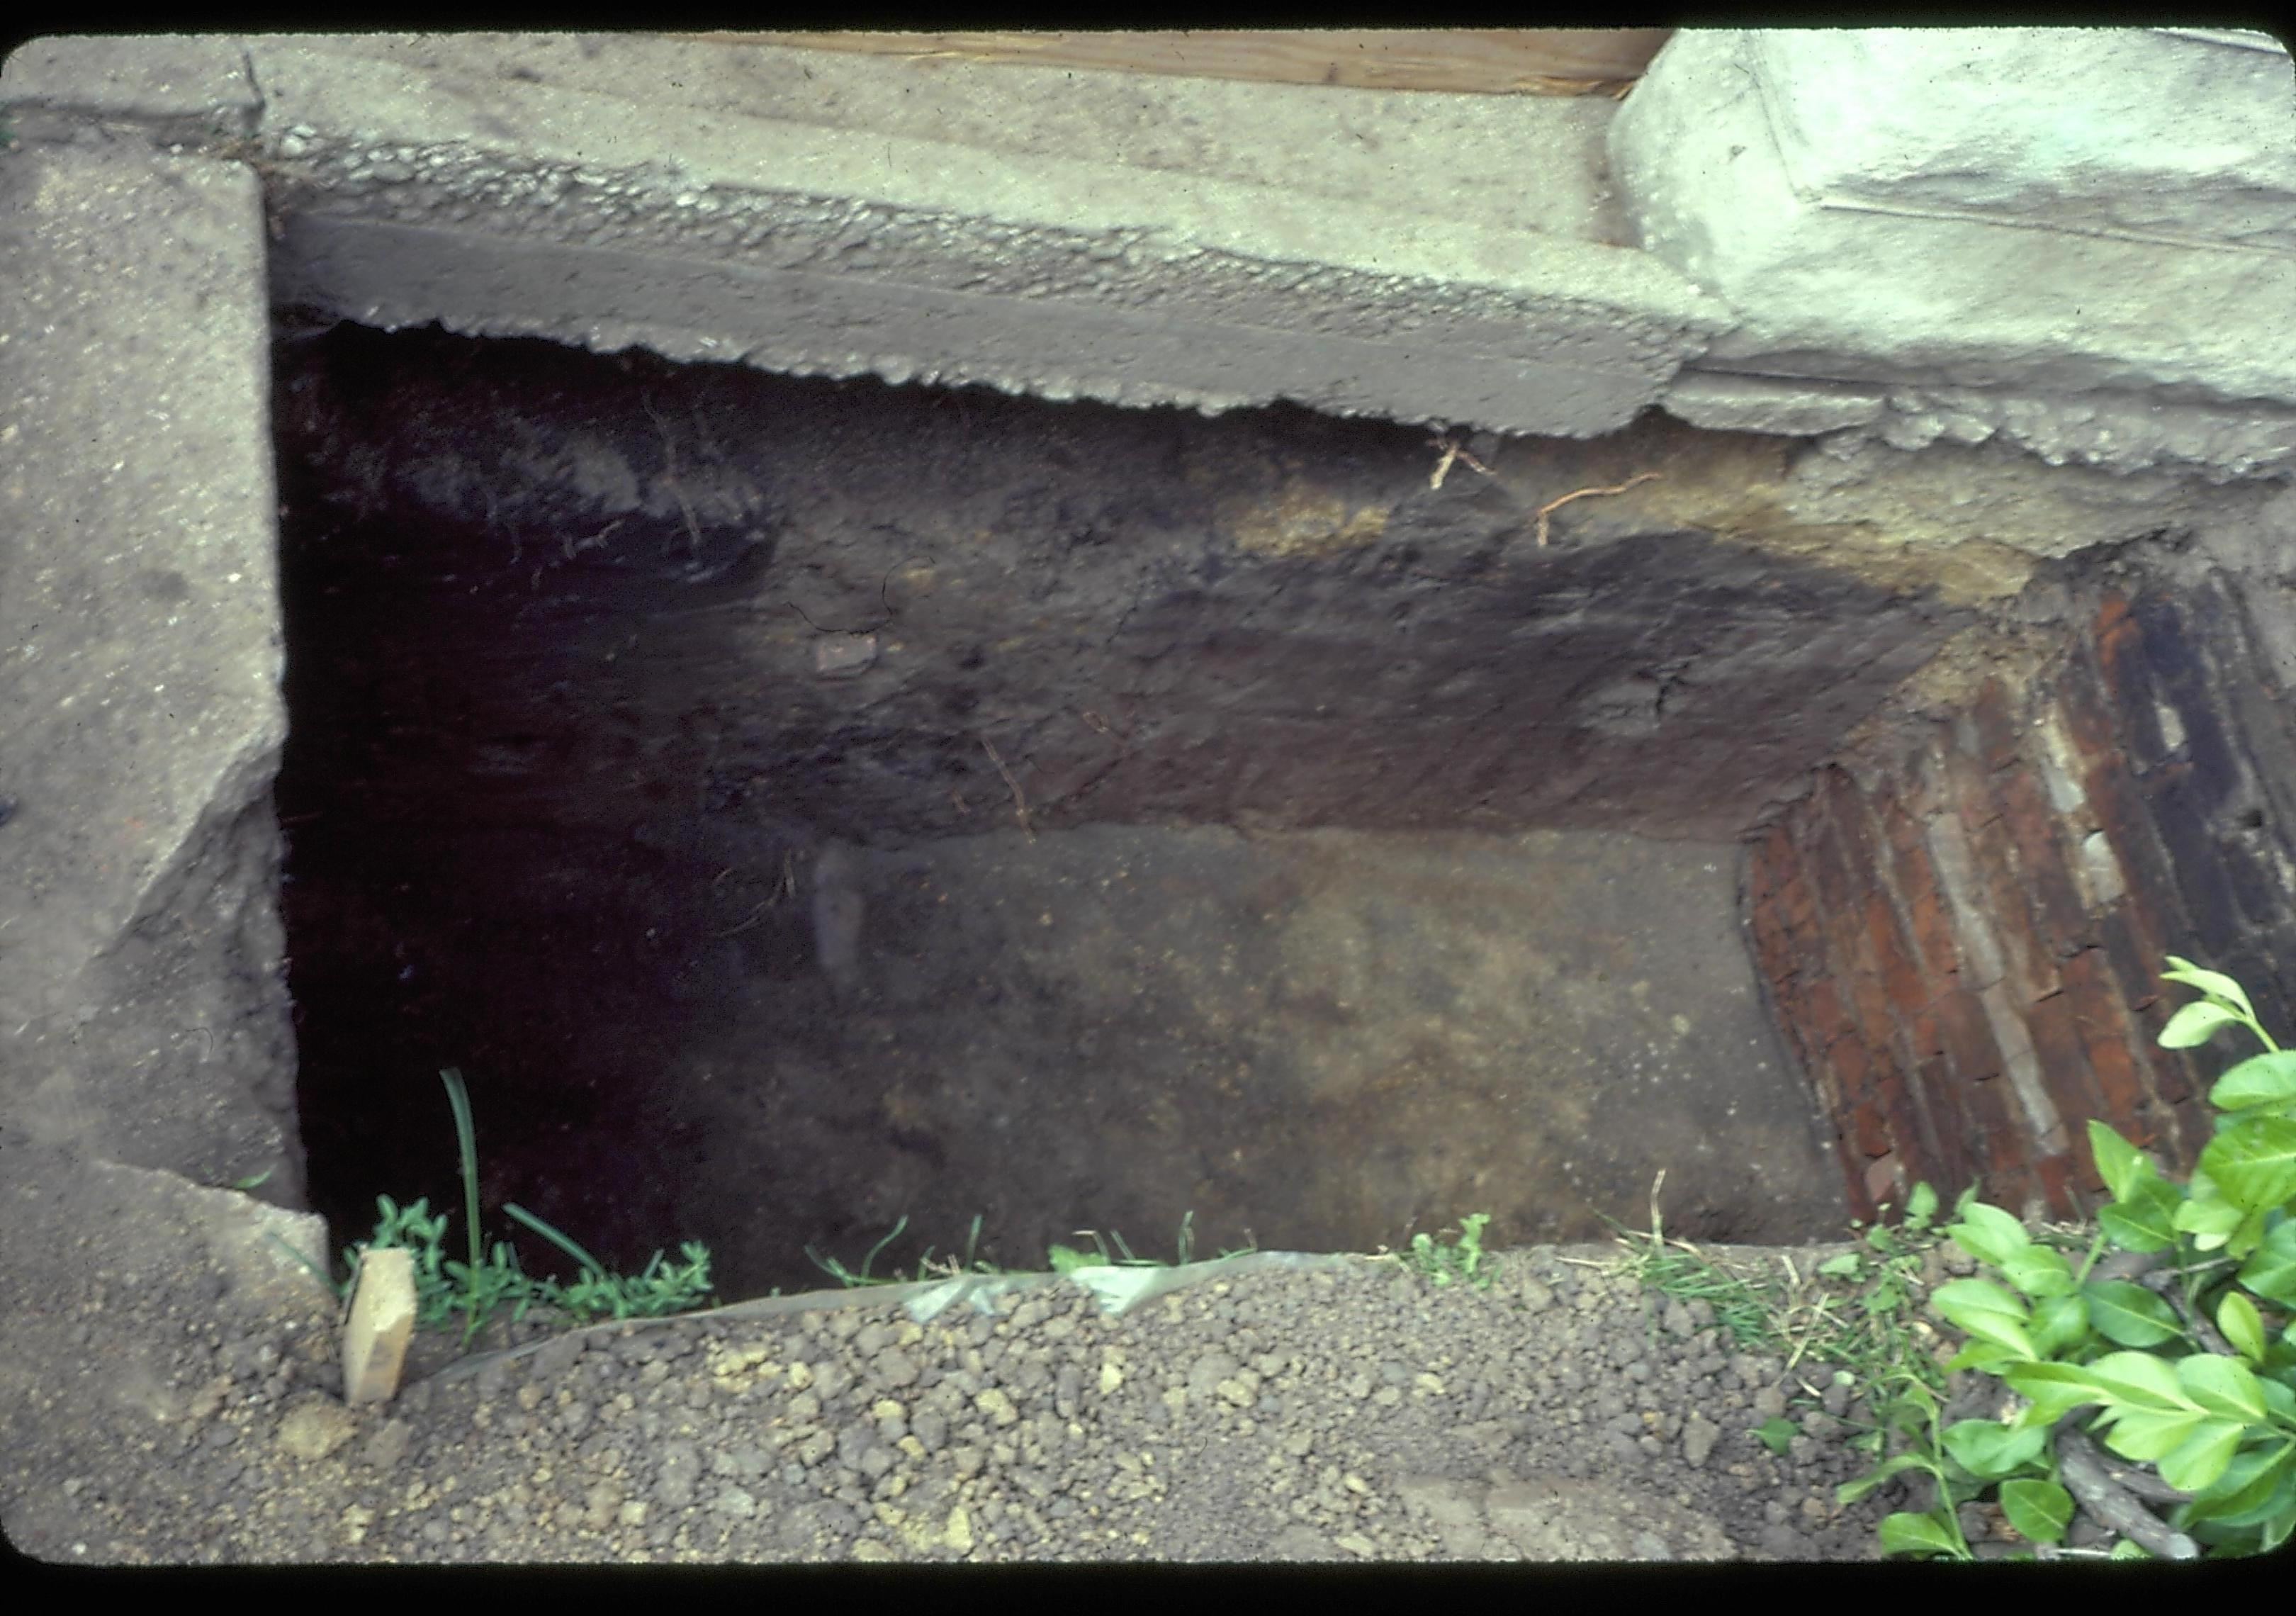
{"left": 6, "top": 33, "right": 1727, "bottom": 440}
{"left": 0, "top": 135, "right": 300, "bottom": 1194}
{"left": 1614, "top": 27, "right": 2296, "bottom": 474}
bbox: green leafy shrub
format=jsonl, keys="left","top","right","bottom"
{"left": 284, "top": 1068, "right": 714, "bottom": 1346}
{"left": 1843, "top": 958, "right": 2296, "bottom": 1559}
{"left": 1403, "top": 1213, "right": 1495, "bottom": 1290}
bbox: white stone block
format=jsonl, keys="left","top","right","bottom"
{"left": 1612, "top": 28, "right": 2296, "bottom": 410}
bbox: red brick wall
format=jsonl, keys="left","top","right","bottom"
{"left": 1748, "top": 576, "right": 2296, "bottom": 1223}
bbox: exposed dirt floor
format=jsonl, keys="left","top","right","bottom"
{"left": 0, "top": 1132, "right": 1999, "bottom": 1566}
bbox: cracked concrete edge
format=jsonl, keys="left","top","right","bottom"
{"left": 4, "top": 31, "right": 1727, "bottom": 440}
{"left": 1667, "top": 369, "right": 2296, "bottom": 482}
{"left": 11, "top": 33, "right": 2295, "bottom": 478}
{"left": 1616, "top": 28, "right": 2296, "bottom": 477}
{"left": 0, "top": 107, "right": 293, "bottom": 1193}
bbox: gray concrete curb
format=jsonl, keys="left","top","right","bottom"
{"left": 7, "top": 33, "right": 1731, "bottom": 439}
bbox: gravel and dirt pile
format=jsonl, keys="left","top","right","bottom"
{"left": 6, "top": 1198, "right": 1963, "bottom": 1564}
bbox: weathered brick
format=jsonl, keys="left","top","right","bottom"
{"left": 1898, "top": 734, "right": 1952, "bottom": 822}
{"left": 1913, "top": 1056, "right": 1976, "bottom": 1197}
{"left": 2166, "top": 1089, "right": 2214, "bottom": 1170}
{"left": 1828, "top": 1033, "right": 1879, "bottom": 1112}
{"left": 1801, "top": 801, "right": 1859, "bottom": 924}
{"left": 1799, "top": 984, "right": 1852, "bottom": 1106}
{"left": 1748, "top": 823, "right": 1793, "bottom": 907}
{"left": 2095, "top": 902, "right": 2168, "bottom": 1019}
{"left": 1942, "top": 729, "right": 2003, "bottom": 832}
{"left": 2093, "top": 593, "right": 2174, "bottom": 772}
{"left": 1838, "top": 1143, "right": 1881, "bottom": 1225}
{"left": 1748, "top": 889, "right": 1799, "bottom": 997}
{"left": 1872, "top": 783, "right": 1919, "bottom": 853}
{"left": 1902, "top": 1006, "right": 1946, "bottom": 1062}
{"left": 1934, "top": 987, "right": 2006, "bottom": 1084}
{"left": 2146, "top": 766, "right": 2246, "bottom": 957}
{"left": 2084, "top": 756, "right": 2190, "bottom": 950}
{"left": 2132, "top": 592, "right": 2247, "bottom": 818}
{"left": 1970, "top": 1165, "right": 2022, "bottom": 1220}
{"left": 1993, "top": 761, "right": 2093, "bottom": 959}
{"left": 1876, "top": 1068, "right": 1938, "bottom": 1187}
{"left": 2032, "top": 1153, "right": 2086, "bottom": 1220}
{"left": 1830, "top": 772, "right": 1887, "bottom": 873}
{"left": 1891, "top": 843, "right": 1962, "bottom": 979}
{"left": 1963, "top": 1071, "right": 2029, "bottom": 1174}
{"left": 1868, "top": 888, "right": 1932, "bottom": 1019}
{"left": 1838, "top": 941, "right": 1901, "bottom": 1064}
{"left": 1962, "top": 778, "right": 2052, "bottom": 1003}
{"left": 1849, "top": 1095, "right": 1891, "bottom": 1160}
{"left": 1764, "top": 980, "right": 1817, "bottom": 1074}
{"left": 2060, "top": 947, "right": 2152, "bottom": 1122}
{"left": 1772, "top": 852, "right": 1821, "bottom": 940}
{"left": 1971, "top": 677, "right": 2023, "bottom": 776}
{"left": 2210, "top": 942, "right": 2292, "bottom": 1055}
{"left": 2025, "top": 990, "right": 2108, "bottom": 1140}
{"left": 2053, "top": 646, "right": 2122, "bottom": 767}
{"left": 2217, "top": 631, "right": 2296, "bottom": 847}
{"left": 2132, "top": 589, "right": 2207, "bottom": 689}
{"left": 2217, "top": 834, "right": 2292, "bottom": 930}
{"left": 1862, "top": 1153, "right": 1907, "bottom": 1216}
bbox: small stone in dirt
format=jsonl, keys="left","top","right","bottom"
{"left": 1682, "top": 1413, "right": 1721, "bottom": 1469}
{"left": 274, "top": 1395, "right": 355, "bottom": 1461}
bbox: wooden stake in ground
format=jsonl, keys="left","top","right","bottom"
{"left": 340, "top": 1246, "right": 417, "bottom": 1405}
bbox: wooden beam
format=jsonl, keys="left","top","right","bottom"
{"left": 675, "top": 30, "right": 1674, "bottom": 97}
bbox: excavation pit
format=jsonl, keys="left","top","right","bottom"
{"left": 266, "top": 322, "right": 1996, "bottom": 1300}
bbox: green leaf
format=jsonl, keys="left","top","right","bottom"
{"left": 1945, "top": 1339, "right": 2025, "bottom": 1376}
{"left": 1878, "top": 1511, "right": 1965, "bottom": 1559}
{"left": 2161, "top": 1001, "right": 2246, "bottom": 1048}
{"left": 1998, "top": 1478, "right": 2074, "bottom": 1544}
{"left": 2083, "top": 1279, "right": 2184, "bottom": 1347}
{"left": 2178, "top": 1353, "right": 2268, "bottom": 1422}
{"left": 1948, "top": 1202, "right": 2032, "bottom": 1269}
{"left": 2159, "top": 960, "right": 2256, "bottom": 1021}
{"left": 2213, "top": 1052, "right": 2296, "bottom": 1112}
{"left": 2197, "top": 1117, "right": 2296, "bottom": 1211}
{"left": 2005, "top": 1360, "right": 2110, "bottom": 1423}
{"left": 1754, "top": 1415, "right": 1797, "bottom": 1456}
{"left": 2190, "top": 1444, "right": 2296, "bottom": 1529}
{"left": 2237, "top": 1221, "right": 2296, "bottom": 1308}
{"left": 2082, "top": 1350, "right": 2199, "bottom": 1411}
{"left": 2261, "top": 1376, "right": 2296, "bottom": 1424}
{"left": 2101, "top": 1407, "right": 2207, "bottom": 1462}
{"left": 2183, "top": 1442, "right": 2293, "bottom": 1518}
{"left": 1932, "top": 1277, "right": 2037, "bottom": 1359}
{"left": 1944, "top": 1419, "right": 2049, "bottom": 1479}
{"left": 2173, "top": 1192, "right": 2246, "bottom": 1250}
{"left": 1838, "top": 1449, "right": 1940, "bottom": 1505}
{"left": 2000, "top": 1242, "right": 2078, "bottom": 1300}
{"left": 1818, "top": 1252, "right": 1863, "bottom": 1279}
{"left": 2156, "top": 1419, "right": 2248, "bottom": 1493}
{"left": 1907, "top": 1181, "right": 1940, "bottom": 1228}
{"left": 2030, "top": 1291, "right": 2091, "bottom": 1359}
{"left": 2086, "top": 1121, "right": 2152, "bottom": 1204}
{"left": 2097, "top": 1176, "right": 2181, "bottom": 1252}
